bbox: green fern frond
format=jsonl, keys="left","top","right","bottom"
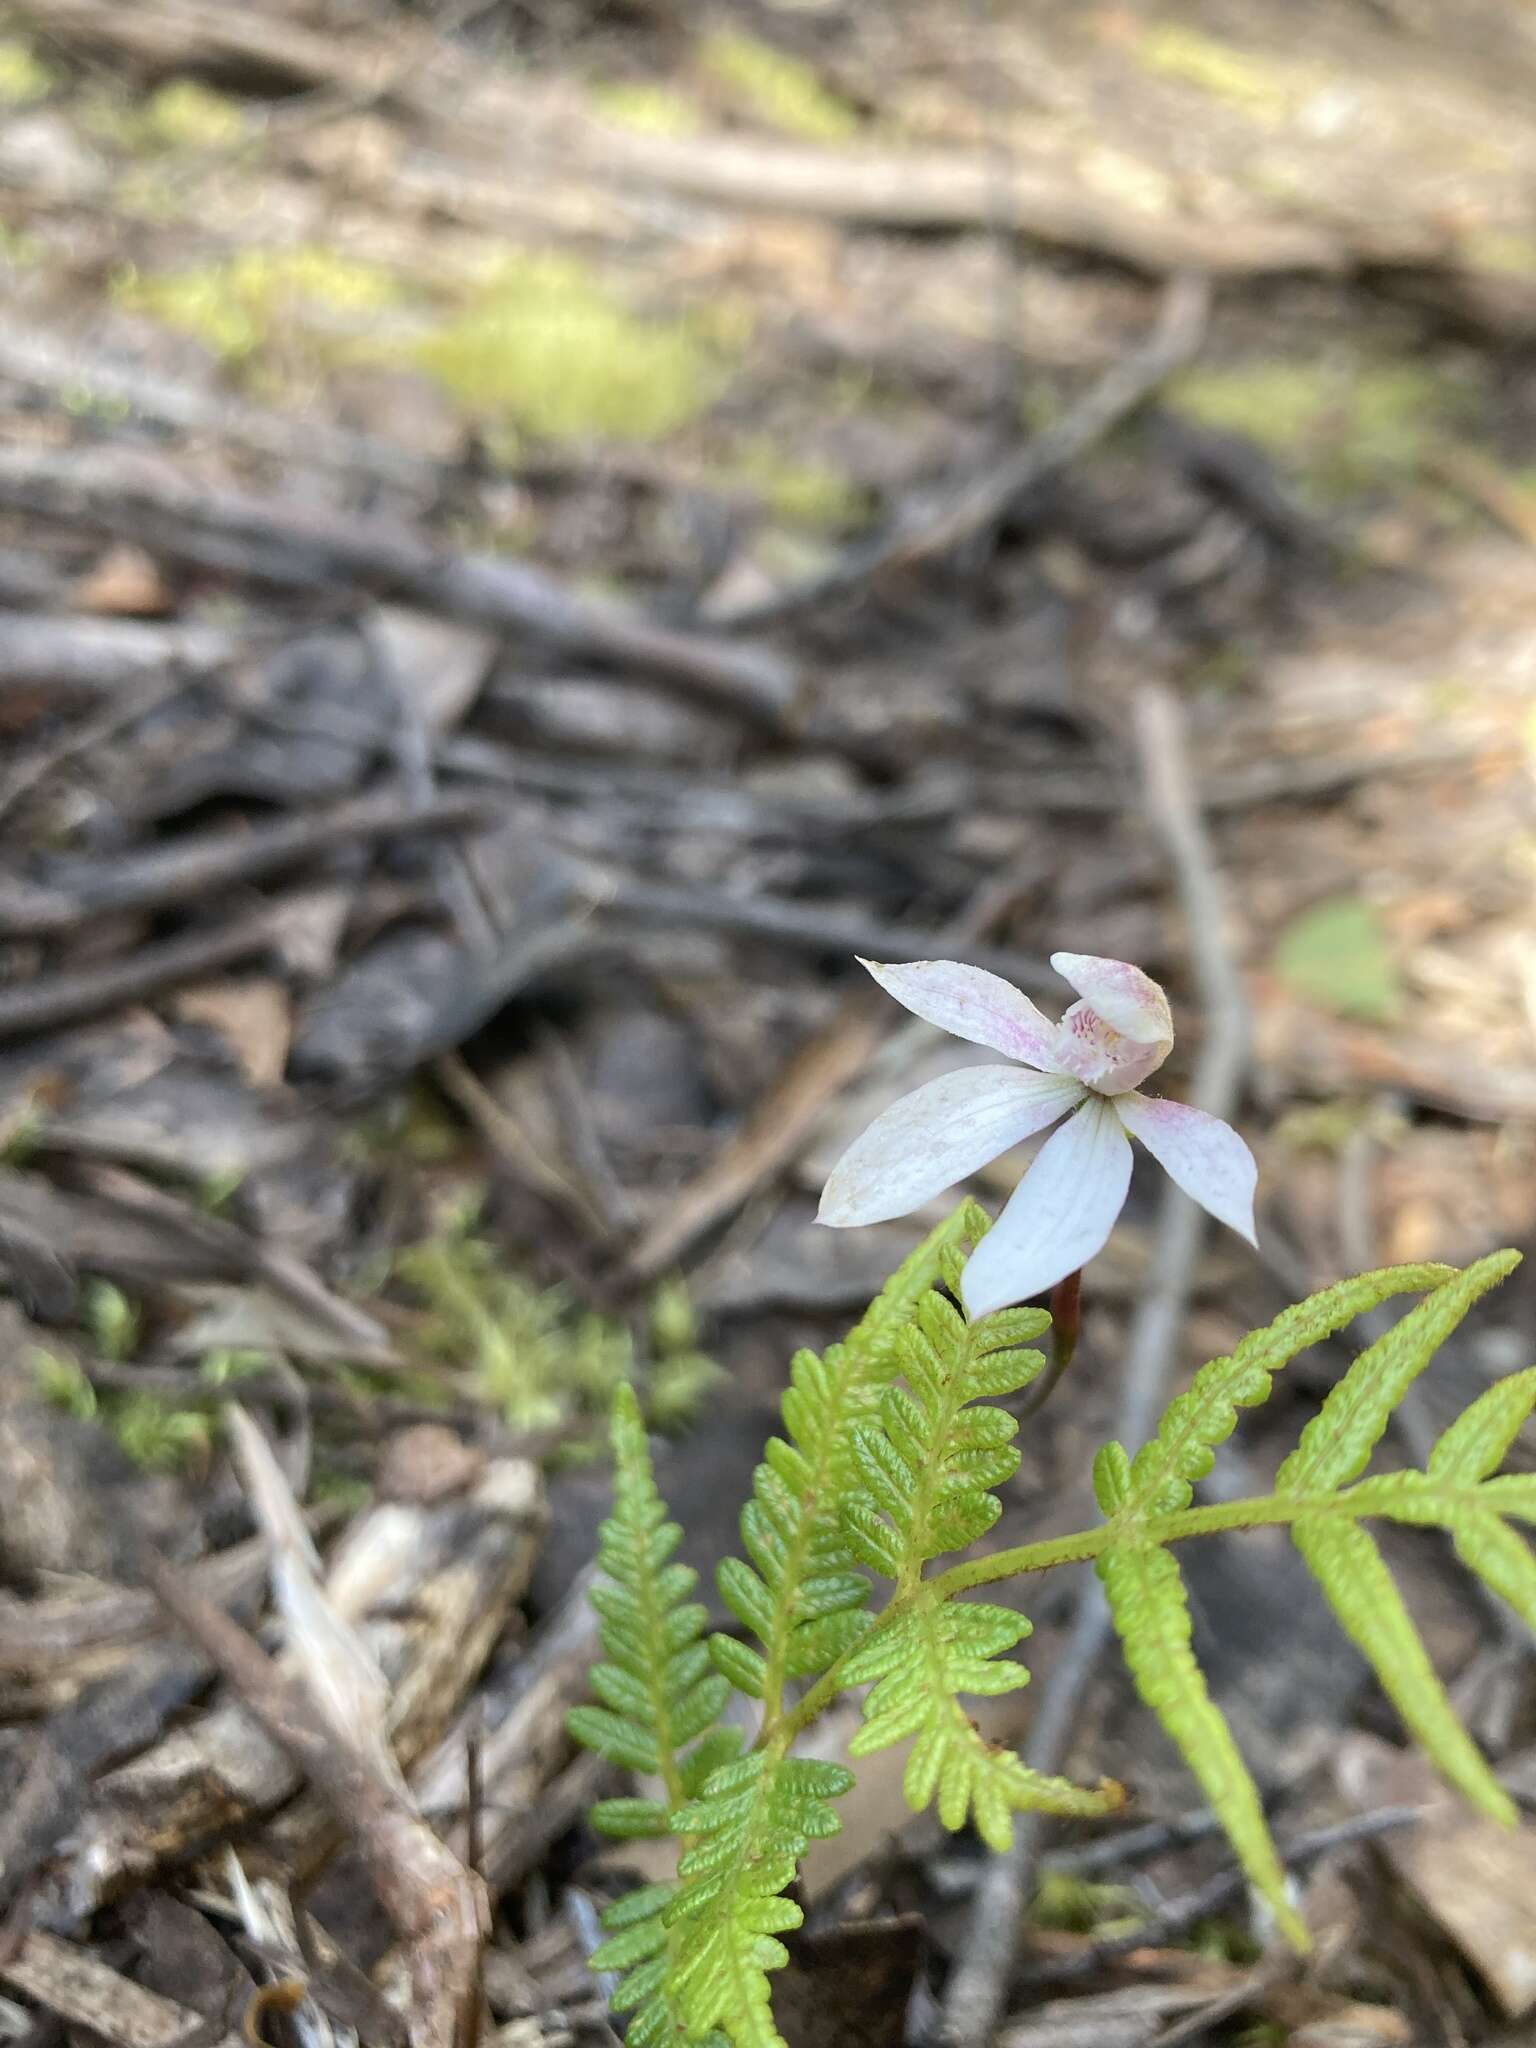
{"left": 844, "top": 1591, "right": 1122, "bottom": 1848}
{"left": 568, "top": 1383, "right": 735, "bottom": 1819}
{"left": 568, "top": 1384, "right": 741, "bottom": 2045}
{"left": 1119, "top": 1259, "right": 1457, "bottom": 1517}
{"left": 831, "top": 1253, "right": 1117, "bottom": 1842}
{"left": 1275, "top": 1251, "right": 1519, "bottom": 1494}
{"left": 1291, "top": 1513, "right": 1512, "bottom": 1822}
{"left": 1096, "top": 1539, "right": 1298, "bottom": 1944}
{"left": 573, "top": 1217, "right": 1534, "bottom": 2040}
{"left": 603, "top": 1213, "right": 983, "bottom": 2048}
{"left": 1094, "top": 1250, "right": 1527, "bottom": 1946}
{"left": 709, "top": 1203, "right": 993, "bottom": 1720}
{"left": 845, "top": 1284, "right": 1050, "bottom": 1584}
{"left": 666, "top": 1753, "right": 853, "bottom": 2048}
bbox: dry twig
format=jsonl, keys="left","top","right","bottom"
{"left": 0, "top": 448, "right": 797, "bottom": 728}
{"left": 0, "top": 790, "right": 500, "bottom": 939}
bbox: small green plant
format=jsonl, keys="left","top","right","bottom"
{"left": 396, "top": 1220, "right": 720, "bottom": 1435}
{"left": 32, "top": 1348, "right": 212, "bottom": 1472}
{"left": 82, "top": 1280, "right": 140, "bottom": 1363}
{"left": 569, "top": 1204, "right": 1532, "bottom": 2044}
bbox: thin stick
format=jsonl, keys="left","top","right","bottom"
{"left": 604, "top": 876, "right": 1060, "bottom": 995}
{"left": 942, "top": 684, "right": 1250, "bottom": 2044}
{"left": 1020, "top": 1803, "right": 1432, "bottom": 1988}
{"left": 0, "top": 447, "right": 797, "bottom": 728}
{"left": 0, "top": 901, "right": 284, "bottom": 1041}
{"left": 0, "top": 789, "right": 499, "bottom": 938}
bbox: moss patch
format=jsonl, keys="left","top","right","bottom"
{"left": 0, "top": 35, "right": 55, "bottom": 106}
{"left": 725, "top": 437, "right": 863, "bottom": 529}
{"left": 396, "top": 1214, "right": 721, "bottom": 1436}
{"left": 137, "top": 79, "right": 248, "bottom": 151}
{"left": 414, "top": 251, "right": 737, "bottom": 444}
{"left": 113, "top": 244, "right": 401, "bottom": 365}
{"left": 591, "top": 79, "right": 702, "bottom": 138}
{"left": 699, "top": 29, "right": 857, "bottom": 142}
{"left": 1169, "top": 352, "right": 1462, "bottom": 499}
{"left": 1137, "top": 24, "right": 1303, "bottom": 121}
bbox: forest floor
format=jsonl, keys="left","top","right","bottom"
{"left": 2, "top": 2, "right": 1536, "bottom": 2044}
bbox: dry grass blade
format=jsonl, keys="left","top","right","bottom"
{"left": 226, "top": 1403, "right": 403, "bottom": 1791}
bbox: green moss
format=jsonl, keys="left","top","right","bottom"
{"left": 31, "top": 1350, "right": 97, "bottom": 1422}
{"left": 114, "top": 244, "right": 400, "bottom": 365}
{"left": 414, "top": 252, "right": 735, "bottom": 444}
{"left": 0, "top": 36, "right": 55, "bottom": 106}
{"left": 397, "top": 1223, "right": 633, "bottom": 1431}
{"left": 83, "top": 1279, "right": 140, "bottom": 1362}
{"left": 699, "top": 29, "right": 857, "bottom": 142}
{"left": 137, "top": 80, "right": 248, "bottom": 151}
{"left": 726, "top": 437, "right": 863, "bottom": 529}
{"left": 31, "top": 1345, "right": 212, "bottom": 1472}
{"left": 591, "top": 79, "right": 702, "bottom": 138}
{"left": 111, "top": 1394, "right": 212, "bottom": 1471}
{"left": 1169, "top": 353, "right": 1460, "bottom": 498}
{"left": 397, "top": 1219, "right": 721, "bottom": 1435}
{"left": 1138, "top": 24, "right": 1300, "bottom": 120}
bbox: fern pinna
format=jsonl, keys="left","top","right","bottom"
{"left": 570, "top": 1218, "right": 1531, "bottom": 2046}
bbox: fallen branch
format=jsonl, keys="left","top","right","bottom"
{"left": 603, "top": 876, "right": 1061, "bottom": 994}
{"left": 565, "top": 126, "right": 1364, "bottom": 277}
{"left": 0, "top": 900, "right": 286, "bottom": 1041}
{"left": 0, "top": 613, "right": 246, "bottom": 700}
{"left": 0, "top": 447, "right": 799, "bottom": 729}
{"left": 0, "top": 788, "right": 501, "bottom": 939}
{"left": 942, "top": 683, "right": 1252, "bottom": 2044}
{"left": 0, "top": 322, "right": 442, "bottom": 497}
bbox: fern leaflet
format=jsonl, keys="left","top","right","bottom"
{"left": 1095, "top": 1250, "right": 1526, "bottom": 1945}
{"left": 710, "top": 1201, "right": 992, "bottom": 1715}
{"left": 839, "top": 1247, "right": 1121, "bottom": 1840}
{"left": 567, "top": 1384, "right": 739, "bottom": 2044}
{"left": 666, "top": 1754, "right": 851, "bottom": 2048}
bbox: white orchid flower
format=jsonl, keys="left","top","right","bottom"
{"left": 818, "top": 953, "right": 1257, "bottom": 1320}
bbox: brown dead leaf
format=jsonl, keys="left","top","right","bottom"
{"left": 71, "top": 543, "right": 173, "bottom": 616}
{"left": 1337, "top": 1735, "right": 1536, "bottom": 2016}
{"left": 175, "top": 979, "right": 292, "bottom": 1087}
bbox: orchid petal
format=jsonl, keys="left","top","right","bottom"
{"left": 1113, "top": 1093, "right": 1258, "bottom": 1246}
{"left": 818, "top": 1066, "right": 1085, "bottom": 1228}
{"left": 959, "top": 1096, "right": 1132, "bottom": 1319}
{"left": 1049, "top": 953, "right": 1172, "bottom": 1048}
{"left": 859, "top": 958, "right": 1060, "bottom": 1070}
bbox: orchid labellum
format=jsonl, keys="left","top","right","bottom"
{"left": 818, "top": 953, "right": 1257, "bottom": 1319}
